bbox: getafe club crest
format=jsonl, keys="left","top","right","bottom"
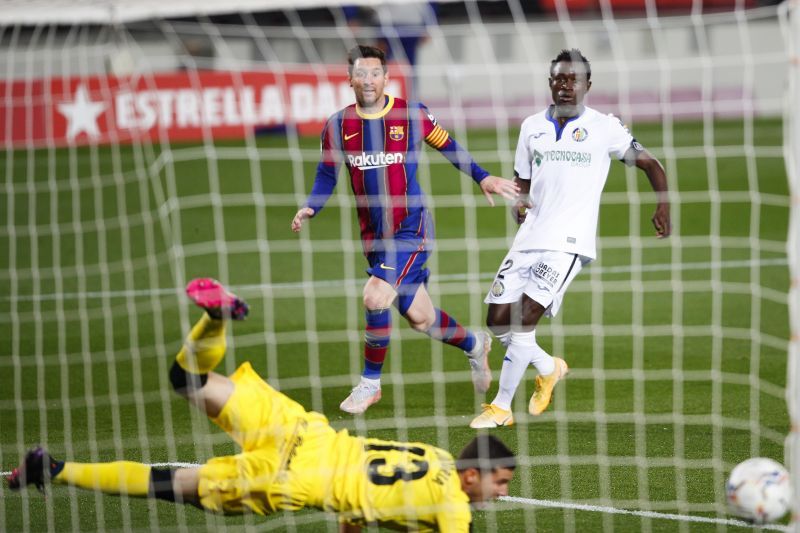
{"left": 389, "top": 125, "right": 405, "bottom": 141}
{"left": 572, "top": 127, "right": 588, "bottom": 142}
{"left": 491, "top": 280, "right": 505, "bottom": 297}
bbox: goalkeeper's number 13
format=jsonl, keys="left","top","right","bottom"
{"left": 365, "top": 444, "right": 430, "bottom": 486}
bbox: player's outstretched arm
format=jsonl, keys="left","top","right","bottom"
{"left": 630, "top": 148, "right": 671, "bottom": 238}
{"left": 291, "top": 207, "right": 315, "bottom": 232}
{"left": 418, "top": 103, "right": 518, "bottom": 205}
{"left": 478, "top": 175, "right": 520, "bottom": 207}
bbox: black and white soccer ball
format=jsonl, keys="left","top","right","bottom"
{"left": 726, "top": 457, "right": 792, "bottom": 524}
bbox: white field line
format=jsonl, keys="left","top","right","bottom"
{"left": 499, "top": 495, "right": 790, "bottom": 530}
{"left": 2, "top": 257, "right": 788, "bottom": 303}
{"left": 0, "top": 462, "right": 786, "bottom": 531}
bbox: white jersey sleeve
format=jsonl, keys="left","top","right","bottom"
{"left": 606, "top": 114, "right": 634, "bottom": 160}
{"left": 513, "top": 117, "right": 535, "bottom": 181}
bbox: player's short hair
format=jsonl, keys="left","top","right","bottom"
{"left": 347, "top": 45, "right": 387, "bottom": 76}
{"left": 551, "top": 48, "right": 592, "bottom": 80}
{"left": 456, "top": 434, "right": 516, "bottom": 473}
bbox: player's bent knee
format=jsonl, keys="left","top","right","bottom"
{"left": 362, "top": 282, "right": 394, "bottom": 309}
{"left": 485, "top": 313, "right": 507, "bottom": 332}
{"left": 363, "top": 277, "right": 396, "bottom": 310}
{"left": 487, "top": 324, "right": 511, "bottom": 339}
{"left": 170, "top": 361, "right": 208, "bottom": 394}
{"left": 485, "top": 304, "right": 511, "bottom": 330}
{"left": 521, "top": 295, "right": 548, "bottom": 325}
{"left": 363, "top": 293, "right": 393, "bottom": 311}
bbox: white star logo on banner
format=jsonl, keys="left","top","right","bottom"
{"left": 57, "top": 84, "right": 106, "bottom": 141}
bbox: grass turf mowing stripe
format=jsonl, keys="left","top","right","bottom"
{"left": 0, "top": 257, "right": 787, "bottom": 303}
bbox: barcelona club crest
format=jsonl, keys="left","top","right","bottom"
{"left": 572, "top": 127, "right": 588, "bottom": 142}
{"left": 389, "top": 125, "right": 405, "bottom": 141}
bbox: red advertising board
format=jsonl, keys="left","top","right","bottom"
{"left": 0, "top": 67, "right": 407, "bottom": 148}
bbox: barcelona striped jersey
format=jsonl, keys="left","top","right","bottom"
{"left": 305, "top": 94, "right": 490, "bottom": 254}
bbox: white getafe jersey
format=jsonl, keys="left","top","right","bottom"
{"left": 512, "top": 105, "right": 634, "bottom": 259}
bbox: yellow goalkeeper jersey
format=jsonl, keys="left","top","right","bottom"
{"left": 197, "top": 363, "right": 472, "bottom": 532}
{"left": 324, "top": 434, "right": 472, "bottom": 532}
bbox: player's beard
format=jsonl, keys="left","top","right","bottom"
{"left": 553, "top": 103, "right": 582, "bottom": 118}
{"left": 357, "top": 87, "right": 382, "bottom": 109}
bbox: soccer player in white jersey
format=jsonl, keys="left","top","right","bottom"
{"left": 470, "top": 49, "right": 671, "bottom": 428}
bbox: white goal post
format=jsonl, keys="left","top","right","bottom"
{"left": 780, "top": 0, "right": 800, "bottom": 529}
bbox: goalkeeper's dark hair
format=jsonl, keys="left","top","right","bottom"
{"left": 456, "top": 434, "right": 516, "bottom": 473}
{"left": 551, "top": 48, "right": 591, "bottom": 80}
{"left": 347, "top": 45, "right": 387, "bottom": 76}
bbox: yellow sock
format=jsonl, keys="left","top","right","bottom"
{"left": 55, "top": 461, "right": 151, "bottom": 496}
{"left": 176, "top": 313, "right": 227, "bottom": 374}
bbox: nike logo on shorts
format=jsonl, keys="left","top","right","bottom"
{"left": 379, "top": 263, "right": 396, "bottom": 270}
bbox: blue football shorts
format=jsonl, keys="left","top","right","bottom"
{"left": 366, "top": 246, "right": 430, "bottom": 315}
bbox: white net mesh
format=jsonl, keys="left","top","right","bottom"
{"left": 0, "top": 1, "right": 793, "bottom": 531}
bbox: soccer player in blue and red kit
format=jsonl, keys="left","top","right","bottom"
{"left": 292, "top": 45, "right": 519, "bottom": 414}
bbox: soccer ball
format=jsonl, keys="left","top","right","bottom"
{"left": 725, "top": 457, "right": 792, "bottom": 524}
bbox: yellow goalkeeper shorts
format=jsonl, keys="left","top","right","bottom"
{"left": 196, "top": 362, "right": 335, "bottom": 514}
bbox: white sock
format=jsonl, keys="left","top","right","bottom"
{"left": 517, "top": 330, "right": 554, "bottom": 376}
{"left": 491, "top": 339, "right": 531, "bottom": 410}
{"left": 491, "top": 330, "right": 555, "bottom": 410}
{"left": 360, "top": 376, "right": 381, "bottom": 389}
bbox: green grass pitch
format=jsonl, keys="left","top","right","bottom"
{"left": 0, "top": 117, "right": 790, "bottom": 531}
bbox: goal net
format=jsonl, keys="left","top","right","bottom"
{"left": 0, "top": 0, "right": 794, "bottom": 530}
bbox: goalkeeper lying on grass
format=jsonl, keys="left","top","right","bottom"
{"left": 7, "top": 278, "right": 515, "bottom": 532}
